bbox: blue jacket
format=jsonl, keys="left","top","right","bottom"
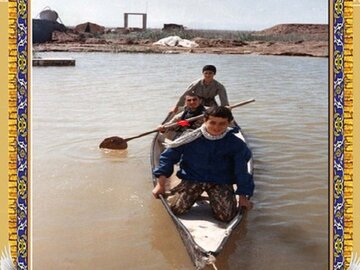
{"left": 153, "top": 130, "right": 254, "bottom": 196}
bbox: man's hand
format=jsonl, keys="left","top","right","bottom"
{"left": 156, "top": 125, "right": 166, "bottom": 133}
{"left": 152, "top": 176, "right": 167, "bottom": 199}
{"left": 170, "top": 106, "right": 178, "bottom": 114}
{"left": 239, "top": 195, "right": 253, "bottom": 210}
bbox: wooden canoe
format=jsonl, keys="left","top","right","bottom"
{"left": 150, "top": 113, "right": 253, "bottom": 269}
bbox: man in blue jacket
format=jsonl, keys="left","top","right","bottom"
{"left": 152, "top": 106, "right": 254, "bottom": 222}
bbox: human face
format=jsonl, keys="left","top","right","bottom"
{"left": 204, "top": 116, "right": 230, "bottom": 136}
{"left": 185, "top": 96, "right": 200, "bottom": 110}
{"left": 202, "top": 71, "right": 215, "bottom": 83}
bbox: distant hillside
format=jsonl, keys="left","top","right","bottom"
{"left": 258, "top": 23, "right": 328, "bottom": 36}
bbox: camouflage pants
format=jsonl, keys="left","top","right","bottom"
{"left": 167, "top": 180, "right": 238, "bottom": 222}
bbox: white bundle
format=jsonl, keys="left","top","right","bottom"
{"left": 153, "top": 36, "right": 198, "bottom": 48}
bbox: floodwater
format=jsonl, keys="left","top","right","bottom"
{"left": 32, "top": 52, "right": 328, "bottom": 270}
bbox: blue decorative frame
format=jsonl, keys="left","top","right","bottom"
{"left": 14, "top": 0, "right": 344, "bottom": 269}
{"left": 17, "top": 0, "right": 29, "bottom": 269}
{"left": 332, "top": 0, "right": 345, "bottom": 269}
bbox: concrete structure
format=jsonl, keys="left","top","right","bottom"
{"left": 32, "top": 19, "right": 66, "bottom": 43}
{"left": 39, "top": 8, "right": 58, "bottom": 21}
{"left": 162, "top": 23, "right": 184, "bottom": 31}
{"left": 124, "top": 13, "right": 147, "bottom": 30}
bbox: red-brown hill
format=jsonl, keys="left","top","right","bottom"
{"left": 257, "top": 23, "right": 328, "bottom": 38}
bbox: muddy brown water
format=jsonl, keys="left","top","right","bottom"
{"left": 32, "top": 52, "right": 328, "bottom": 269}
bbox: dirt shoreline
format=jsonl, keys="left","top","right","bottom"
{"left": 33, "top": 24, "right": 329, "bottom": 57}
{"left": 33, "top": 40, "right": 328, "bottom": 57}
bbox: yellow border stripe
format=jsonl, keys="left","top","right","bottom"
{"left": 0, "top": 1, "right": 9, "bottom": 253}
{"left": 353, "top": 0, "right": 360, "bottom": 258}
{"left": 8, "top": 0, "right": 16, "bottom": 263}
{"left": 344, "top": 0, "right": 354, "bottom": 268}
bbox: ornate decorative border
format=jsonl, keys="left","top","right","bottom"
{"left": 333, "top": 0, "right": 354, "bottom": 269}
{"left": 332, "top": 1, "right": 345, "bottom": 268}
{"left": 6, "top": 0, "right": 353, "bottom": 269}
{"left": 16, "top": 0, "right": 29, "bottom": 268}
{"left": 8, "top": 0, "right": 18, "bottom": 266}
{"left": 8, "top": 0, "right": 29, "bottom": 268}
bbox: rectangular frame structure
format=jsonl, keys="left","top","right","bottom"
{"left": 123, "top": 12, "right": 147, "bottom": 29}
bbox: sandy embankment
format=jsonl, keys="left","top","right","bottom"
{"left": 33, "top": 24, "right": 329, "bottom": 57}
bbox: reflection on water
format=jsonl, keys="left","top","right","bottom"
{"left": 32, "top": 52, "right": 328, "bottom": 269}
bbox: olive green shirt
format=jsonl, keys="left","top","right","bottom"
{"left": 176, "top": 79, "right": 229, "bottom": 107}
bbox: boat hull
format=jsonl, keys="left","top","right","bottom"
{"left": 150, "top": 113, "right": 253, "bottom": 269}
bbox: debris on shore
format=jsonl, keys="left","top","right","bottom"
{"left": 33, "top": 22, "right": 328, "bottom": 57}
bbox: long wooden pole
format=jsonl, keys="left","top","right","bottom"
{"left": 99, "top": 98, "right": 255, "bottom": 149}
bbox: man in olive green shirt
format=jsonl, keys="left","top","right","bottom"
{"left": 171, "top": 65, "right": 229, "bottom": 113}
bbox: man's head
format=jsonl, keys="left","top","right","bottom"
{"left": 202, "top": 65, "right": 216, "bottom": 83}
{"left": 202, "top": 65, "right": 216, "bottom": 74}
{"left": 204, "top": 106, "right": 233, "bottom": 136}
{"left": 185, "top": 93, "right": 201, "bottom": 111}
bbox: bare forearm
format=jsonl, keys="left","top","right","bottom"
{"left": 157, "top": 175, "right": 166, "bottom": 187}
{"left": 152, "top": 175, "right": 167, "bottom": 198}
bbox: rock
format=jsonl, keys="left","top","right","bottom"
{"left": 231, "top": 40, "right": 248, "bottom": 46}
{"left": 192, "top": 38, "right": 210, "bottom": 47}
{"left": 139, "top": 39, "right": 152, "bottom": 45}
{"left": 84, "top": 38, "right": 107, "bottom": 44}
{"left": 52, "top": 31, "right": 81, "bottom": 43}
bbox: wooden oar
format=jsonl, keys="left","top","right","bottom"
{"left": 99, "top": 98, "right": 255, "bottom": 150}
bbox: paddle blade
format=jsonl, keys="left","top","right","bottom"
{"left": 99, "top": 136, "right": 128, "bottom": 150}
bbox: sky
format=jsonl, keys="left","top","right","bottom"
{"left": 31, "top": 0, "right": 328, "bottom": 31}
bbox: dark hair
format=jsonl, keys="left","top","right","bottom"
{"left": 185, "top": 91, "right": 201, "bottom": 99}
{"left": 204, "top": 106, "right": 233, "bottom": 122}
{"left": 202, "top": 65, "right": 216, "bottom": 74}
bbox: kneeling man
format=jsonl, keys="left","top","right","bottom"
{"left": 152, "top": 106, "right": 254, "bottom": 222}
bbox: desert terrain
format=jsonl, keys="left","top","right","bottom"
{"left": 33, "top": 23, "right": 328, "bottom": 57}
